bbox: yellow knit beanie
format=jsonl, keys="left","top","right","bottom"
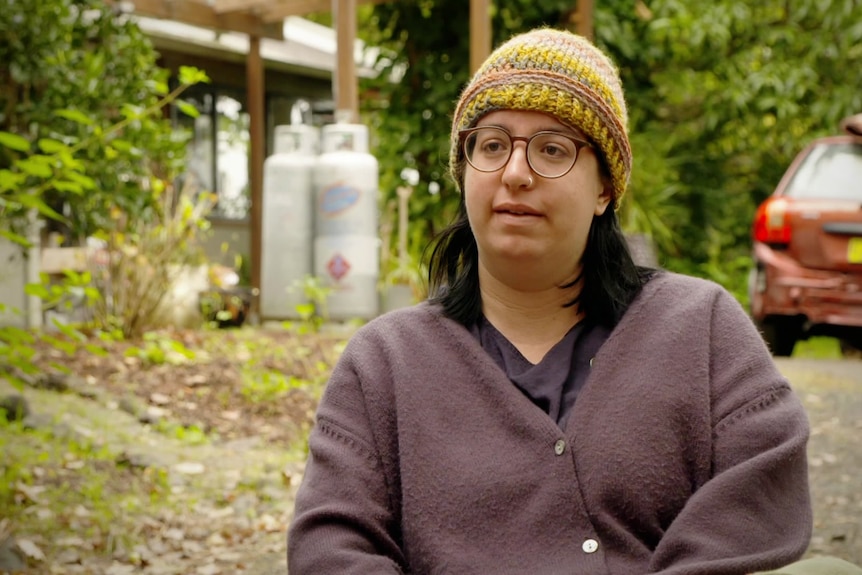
{"left": 450, "top": 28, "right": 631, "bottom": 208}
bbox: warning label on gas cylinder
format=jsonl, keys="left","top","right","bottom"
{"left": 327, "top": 254, "right": 351, "bottom": 281}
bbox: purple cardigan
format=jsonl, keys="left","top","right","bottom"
{"left": 288, "top": 272, "right": 812, "bottom": 574}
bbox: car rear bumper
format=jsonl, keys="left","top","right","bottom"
{"left": 753, "top": 243, "right": 862, "bottom": 328}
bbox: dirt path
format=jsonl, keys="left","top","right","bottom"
{"left": 0, "top": 377, "right": 295, "bottom": 575}
{"left": 774, "top": 357, "right": 862, "bottom": 565}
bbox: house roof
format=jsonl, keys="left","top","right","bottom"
{"left": 112, "top": 0, "right": 387, "bottom": 39}
{"left": 135, "top": 15, "right": 377, "bottom": 79}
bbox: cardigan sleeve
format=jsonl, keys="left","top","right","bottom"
{"left": 287, "top": 343, "right": 407, "bottom": 574}
{"left": 648, "top": 287, "right": 812, "bottom": 575}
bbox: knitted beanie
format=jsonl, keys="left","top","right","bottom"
{"left": 450, "top": 28, "right": 631, "bottom": 208}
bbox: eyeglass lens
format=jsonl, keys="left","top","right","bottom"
{"left": 463, "top": 127, "right": 581, "bottom": 178}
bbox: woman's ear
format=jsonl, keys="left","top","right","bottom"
{"left": 594, "top": 178, "right": 613, "bottom": 216}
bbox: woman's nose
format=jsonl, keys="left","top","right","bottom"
{"left": 501, "top": 144, "right": 533, "bottom": 189}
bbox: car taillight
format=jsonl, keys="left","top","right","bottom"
{"left": 753, "top": 197, "right": 792, "bottom": 244}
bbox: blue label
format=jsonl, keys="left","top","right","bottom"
{"left": 320, "top": 184, "right": 361, "bottom": 214}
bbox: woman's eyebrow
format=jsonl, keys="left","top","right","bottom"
{"left": 475, "top": 122, "right": 587, "bottom": 138}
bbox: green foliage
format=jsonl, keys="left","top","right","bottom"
{"left": 25, "top": 271, "right": 100, "bottom": 317}
{"left": 0, "top": 305, "right": 99, "bottom": 391}
{"left": 0, "top": 321, "right": 39, "bottom": 387}
{"left": 359, "top": 2, "right": 466, "bottom": 250}
{"left": 153, "top": 420, "right": 211, "bottom": 445}
{"left": 595, "top": 0, "right": 862, "bottom": 284}
{"left": 199, "top": 290, "right": 250, "bottom": 328}
{"left": 125, "top": 332, "right": 197, "bottom": 366}
{"left": 1, "top": 0, "right": 212, "bottom": 339}
{"left": 88, "top": 182, "right": 215, "bottom": 338}
{"left": 792, "top": 336, "right": 844, "bottom": 359}
{"left": 0, "top": 0, "right": 208, "bottom": 243}
{"left": 359, "top": 0, "right": 862, "bottom": 295}
{"left": 284, "top": 275, "right": 333, "bottom": 335}
{"left": 0, "top": 416, "right": 171, "bottom": 559}
{"left": 240, "top": 368, "right": 307, "bottom": 404}
{"left": 17, "top": 175, "right": 215, "bottom": 339}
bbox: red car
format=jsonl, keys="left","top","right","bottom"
{"left": 749, "top": 114, "right": 862, "bottom": 356}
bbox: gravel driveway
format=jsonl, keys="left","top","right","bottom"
{"left": 774, "top": 357, "right": 862, "bottom": 564}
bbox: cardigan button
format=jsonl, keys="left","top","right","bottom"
{"left": 553, "top": 439, "right": 566, "bottom": 456}
{"left": 582, "top": 539, "right": 599, "bottom": 553}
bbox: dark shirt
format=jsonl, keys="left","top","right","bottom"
{"left": 471, "top": 316, "right": 611, "bottom": 429}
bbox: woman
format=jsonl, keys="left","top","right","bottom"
{"left": 288, "top": 28, "right": 812, "bottom": 574}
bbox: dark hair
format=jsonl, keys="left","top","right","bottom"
{"left": 426, "top": 189, "right": 654, "bottom": 329}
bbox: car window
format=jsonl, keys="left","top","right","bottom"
{"left": 785, "top": 143, "right": 862, "bottom": 201}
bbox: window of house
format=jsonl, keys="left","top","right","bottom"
{"left": 176, "top": 89, "right": 250, "bottom": 220}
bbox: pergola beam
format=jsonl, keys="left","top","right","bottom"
{"left": 212, "top": 0, "right": 274, "bottom": 15}
{"left": 570, "top": 0, "right": 595, "bottom": 40}
{"left": 261, "top": 0, "right": 387, "bottom": 22}
{"left": 118, "top": 0, "right": 285, "bottom": 39}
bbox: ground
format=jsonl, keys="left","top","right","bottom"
{"left": 1, "top": 326, "right": 346, "bottom": 575}
{"left": 1, "top": 329, "right": 860, "bottom": 574}
{"left": 775, "top": 357, "right": 862, "bottom": 566}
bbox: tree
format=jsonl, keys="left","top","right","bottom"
{"left": 1, "top": 0, "right": 211, "bottom": 339}
{"left": 359, "top": 0, "right": 862, "bottom": 299}
{"left": 597, "top": 0, "right": 862, "bottom": 297}
{"left": 0, "top": 0, "right": 193, "bottom": 245}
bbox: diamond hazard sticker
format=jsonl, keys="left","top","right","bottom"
{"left": 327, "top": 253, "right": 351, "bottom": 281}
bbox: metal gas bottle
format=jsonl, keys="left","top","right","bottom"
{"left": 313, "top": 123, "right": 380, "bottom": 320}
{"left": 260, "top": 124, "right": 319, "bottom": 320}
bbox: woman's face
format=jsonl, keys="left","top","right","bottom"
{"left": 463, "top": 110, "right": 611, "bottom": 284}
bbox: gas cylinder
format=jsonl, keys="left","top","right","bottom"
{"left": 313, "top": 123, "right": 380, "bottom": 321}
{"left": 260, "top": 124, "right": 319, "bottom": 320}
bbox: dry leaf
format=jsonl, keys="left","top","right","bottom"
{"left": 0, "top": 519, "right": 10, "bottom": 540}
{"left": 185, "top": 374, "right": 208, "bottom": 386}
{"left": 56, "top": 536, "right": 87, "bottom": 547}
{"left": 105, "top": 562, "right": 136, "bottom": 575}
{"left": 164, "top": 528, "right": 185, "bottom": 541}
{"left": 173, "top": 462, "right": 205, "bottom": 475}
{"left": 63, "top": 459, "right": 85, "bottom": 470}
{"left": 147, "top": 406, "right": 168, "bottom": 418}
{"left": 55, "top": 548, "right": 81, "bottom": 565}
{"left": 15, "top": 482, "right": 46, "bottom": 504}
{"left": 16, "top": 538, "right": 46, "bottom": 561}
{"left": 255, "top": 514, "right": 281, "bottom": 533}
{"left": 196, "top": 563, "right": 220, "bottom": 575}
{"left": 220, "top": 410, "right": 241, "bottom": 421}
{"left": 207, "top": 507, "right": 234, "bottom": 520}
{"left": 150, "top": 392, "right": 171, "bottom": 405}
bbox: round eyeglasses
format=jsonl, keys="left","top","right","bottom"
{"left": 459, "top": 126, "right": 592, "bottom": 179}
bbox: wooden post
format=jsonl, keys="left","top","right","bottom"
{"left": 469, "top": 0, "right": 492, "bottom": 74}
{"left": 335, "top": 0, "right": 358, "bottom": 122}
{"left": 396, "top": 186, "right": 413, "bottom": 268}
{"left": 573, "top": 0, "right": 594, "bottom": 41}
{"left": 247, "top": 35, "right": 265, "bottom": 301}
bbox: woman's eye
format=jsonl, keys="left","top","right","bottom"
{"left": 481, "top": 141, "right": 507, "bottom": 154}
{"left": 537, "top": 139, "right": 574, "bottom": 159}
